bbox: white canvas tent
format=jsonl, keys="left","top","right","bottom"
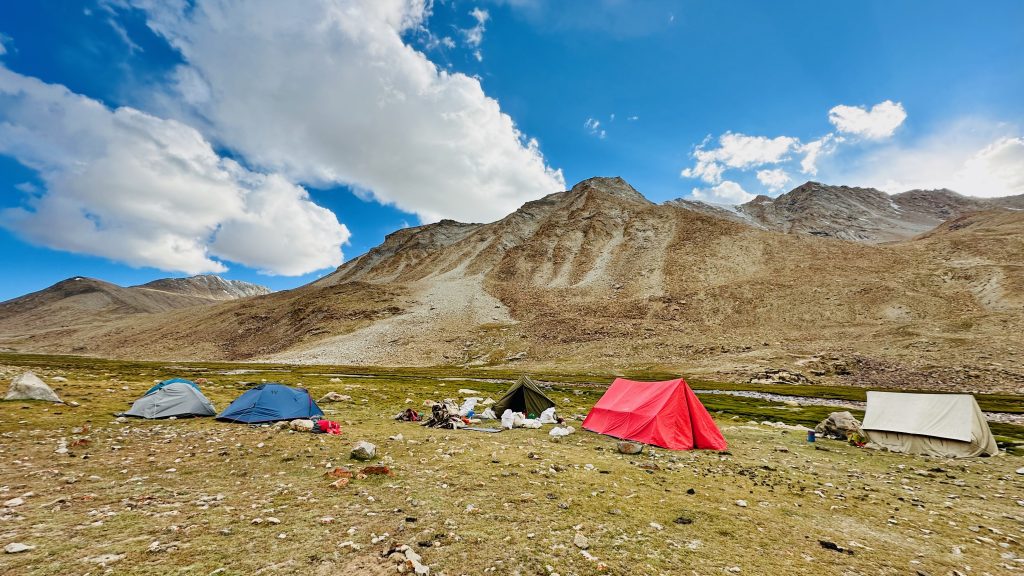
{"left": 861, "top": 392, "right": 998, "bottom": 457}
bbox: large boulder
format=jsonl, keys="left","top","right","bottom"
{"left": 4, "top": 372, "right": 62, "bottom": 403}
{"left": 815, "top": 411, "right": 862, "bottom": 440}
{"left": 350, "top": 441, "right": 377, "bottom": 461}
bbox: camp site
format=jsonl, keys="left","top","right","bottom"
{"left": 1, "top": 355, "right": 1022, "bottom": 575}
{"left": 2, "top": 2, "right": 1024, "bottom": 575}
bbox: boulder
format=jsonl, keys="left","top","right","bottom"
{"left": 350, "top": 441, "right": 377, "bottom": 461}
{"left": 4, "top": 543, "right": 34, "bottom": 554}
{"left": 4, "top": 372, "right": 62, "bottom": 402}
{"left": 289, "top": 419, "right": 315, "bottom": 432}
{"left": 319, "top": 392, "right": 351, "bottom": 403}
{"left": 749, "top": 369, "right": 811, "bottom": 385}
{"left": 617, "top": 441, "right": 644, "bottom": 454}
{"left": 815, "top": 411, "right": 862, "bottom": 440}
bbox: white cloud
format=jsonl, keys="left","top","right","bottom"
{"left": 690, "top": 180, "right": 754, "bottom": 205}
{"left": 0, "top": 66, "right": 350, "bottom": 275}
{"left": 797, "top": 133, "right": 842, "bottom": 175}
{"left": 627, "top": 115, "right": 639, "bottom": 121}
{"left": 463, "top": 7, "right": 490, "bottom": 48}
{"left": 756, "top": 168, "right": 790, "bottom": 192}
{"left": 128, "top": 0, "right": 564, "bottom": 224}
{"left": 838, "top": 121, "right": 1024, "bottom": 198}
{"left": 828, "top": 100, "right": 906, "bottom": 140}
{"left": 681, "top": 132, "right": 798, "bottom": 184}
{"left": 584, "top": 117, "right": 606, "bottom": 139}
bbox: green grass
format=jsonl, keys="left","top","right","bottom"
{"left": 1, "top": 354, "right": 1023, "bottom": 575}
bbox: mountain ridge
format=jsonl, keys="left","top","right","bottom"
{"left": 0, "top": 177, "right": 1021, "bottom": 393}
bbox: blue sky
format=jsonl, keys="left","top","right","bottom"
{"left": 1, "top": 0, "right": 1022, "bottom": 301}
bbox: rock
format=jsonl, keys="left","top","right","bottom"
{"left": 329, "top": 478, "right": 350, "bottom": 489}
{"left": 51, "top": 376, "right": 68, "bottom": 382}
{"left": 573, "top": 533, "right": 589, "bottom": 550}
{"left": 4, "top": 372, "right": 62, "bottom": 402}
{"left": 505, "top": 352, "right": 527, "bottom": 362}
{"left": 360, "top": 466, "right": 393, "bottom": 476}
{"left": 735, "top": 500, "right": 748, "bottom": 508}
{"left": 289, "top": 419, "right": 315, "bottom": 432}
{"left": 818, "top": 540, "right": 854, "bottom": 555}
{"left": 749, "top": 368, "right": 811, "bottom": 385}
{"left": 4, "top": 543, "right": 34, "bottom": 554}
{"left": 3, "top": 497, "right": 25, "bottom": 508}
{"left": 1016, "top": 467, "right": 1024, "bottom": 475}
{"left": 319, "top": 392, "right": 352, "bottom": 403}
{"left": 814, "top": 411, "right": 863, "bottom": 440}
{"left": 350, "top": 441, "right": 377, "bottom": 460}
{"left": 674, "top": 515, "right": 694, "bottom": 525}
{"left": 388, "top": 433, "right": 404, "bottom": 441}
{"left": 774, "top": 446, "right": 789, "bottom": 453}
{"left": 457, "top": 389, "right": 481, "bottom": 395}
{"left": 617, "top": 441, "right": 643, "bottom": 454}
{"left": 325, "top": 466, "right": 353, "bottom": 479}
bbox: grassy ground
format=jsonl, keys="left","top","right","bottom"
{"left": 1, "top": 355, "right": 1022, "bottom": 575}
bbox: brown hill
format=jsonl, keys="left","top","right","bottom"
{"left": 672, "top": 181, "right": 1023, "bottom": 243}
{"left": 0, "top": 177, "right": 1021, "bottom": 392}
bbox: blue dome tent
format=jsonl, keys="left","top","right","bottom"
{"left": 216, "top": 384, "right": 323, "bottom": 423}
{"left": 146, "top": 378, "right": 201, "bottom": 396}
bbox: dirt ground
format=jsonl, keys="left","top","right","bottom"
{"left": 1, "top": 358, "right": 1022, "bottom": 576}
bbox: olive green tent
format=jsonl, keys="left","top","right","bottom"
{"left": 492, "top": 376, "right": 555, "bottom": 417}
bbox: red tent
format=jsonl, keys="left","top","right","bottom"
{"left": 582, "top": 378, "right": 727, "bottom": 450}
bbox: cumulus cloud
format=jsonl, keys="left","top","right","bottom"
{"left": 681, "top": 100, "right": 904, "bottom": 196}
{"left": 755, "top": 168, "right": 790, "bottom": 192}
{"left": 681, "top": 133, "right": 798, "bottom": 184}
{"left": 837, "top": 121, "right": 1024, "bottom": 198}
{"left": 0, "top": 66, "right": 350, "bottom": 275}
{"left": 129, "top": 0, "right": 564, "bottom": 224}
{"left": 828, "top": 100, "right": 906, "bottom": 140}
{"left": 691, "top": 180, "right": 754, "bottom": 205}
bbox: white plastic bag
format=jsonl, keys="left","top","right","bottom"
{"left": 522, "top": 418, "right": 542, "bottom": 429}
{"left": 512, "top": 412, "right": 526, "bottom": 428}
{"left": 549, "top": 425, "right": 575, "bottom": 437}
{"left": 480, "top": 408, "right": 497, "bottom": 420}
{"left": 459, "top": 397, "right": 480, "bottom": 416}
{"left": 539, "top": 407, "right": 557, "bottom": 424}
{"left": 500, "top": 409, "right": 515, "bottom": 429}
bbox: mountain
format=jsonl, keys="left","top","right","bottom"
{"left": 136, "top": 274, "right": 272, "bottom": 300}
{"left": 672, "top": 181, "right": 1023, "bottom": 243}
{"left": 0, "top": 177, "right": 1021, "bottom": 393}
{"left": 0, "top": 275, "right": 270, "bottom": 352}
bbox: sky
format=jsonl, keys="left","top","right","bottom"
{"left": 1, "top": 0, "right": 1022, "bottom": 301}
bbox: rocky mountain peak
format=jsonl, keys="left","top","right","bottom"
{"left": 568, "top": 176, "right": 651, "bottom": 204}
{"left": 135, "top": 275, "right": 272, "bottom": 300}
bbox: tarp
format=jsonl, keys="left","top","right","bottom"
{"left": 861, "top": 391, "right": 998, "bottom": 457}
{"left": 583, "top": 378, "right": 727, "bottom": 451}
{"left": 492, "top": 376, "right": 555, "bottom": 417}
{"left": 123, "top": 382, "right": 216, "bottom": 419}
{"left": 146, "top": 378, "right": 201, "bottom": 396}
{"left": 216, "top": 383, "right": 323, "bottom": 423}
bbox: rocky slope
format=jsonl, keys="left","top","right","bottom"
{"left": 136, "top": 274, "right": 272, "bottom": 300}
{"left": 0, "top": 178, "right": 1021, "bottom": 392}
{"left": 672, "top": 181, "right": 1024, "bottom": 243}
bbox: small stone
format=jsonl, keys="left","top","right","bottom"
{"left": 360, "top": 466, "right": 393, "bottom": 476}
{"left": 617, "top": 441, "right": 643, "bottom": 454}
{"left": 3, "top": 497, "right": 25, "bottom": 508}
{"left": 325, "top": 467, "right": 353, "bottom": 479}
{"left": 329, "top": 478, "right": 350, "bottom": 489}
{"left": 1016, "top": 467, "right": 1024, "bottom": 475}
{"left": 573, "top": 533, "right": 589, "bottom": 550}
{"left": 649, "top": 522, "right": 664, "bottom": 531}
{"left": 735, "top": 500, "right": 748, "bottom": 508}
{"left": 351, "top": 441, "right": 377, "bottom": 461}
{"left": 4, "top": 543, "right": 34, "bottom": 554}
{"left": 266, "top": 517, "right": 281, "bottom": 524}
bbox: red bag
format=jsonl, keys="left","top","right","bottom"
{"left": 315, "top": 419, "right": 342, "bottom": 435}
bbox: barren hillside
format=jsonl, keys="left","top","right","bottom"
{"left": 0, "top": 178, "right": 1021, "bottom": 392}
